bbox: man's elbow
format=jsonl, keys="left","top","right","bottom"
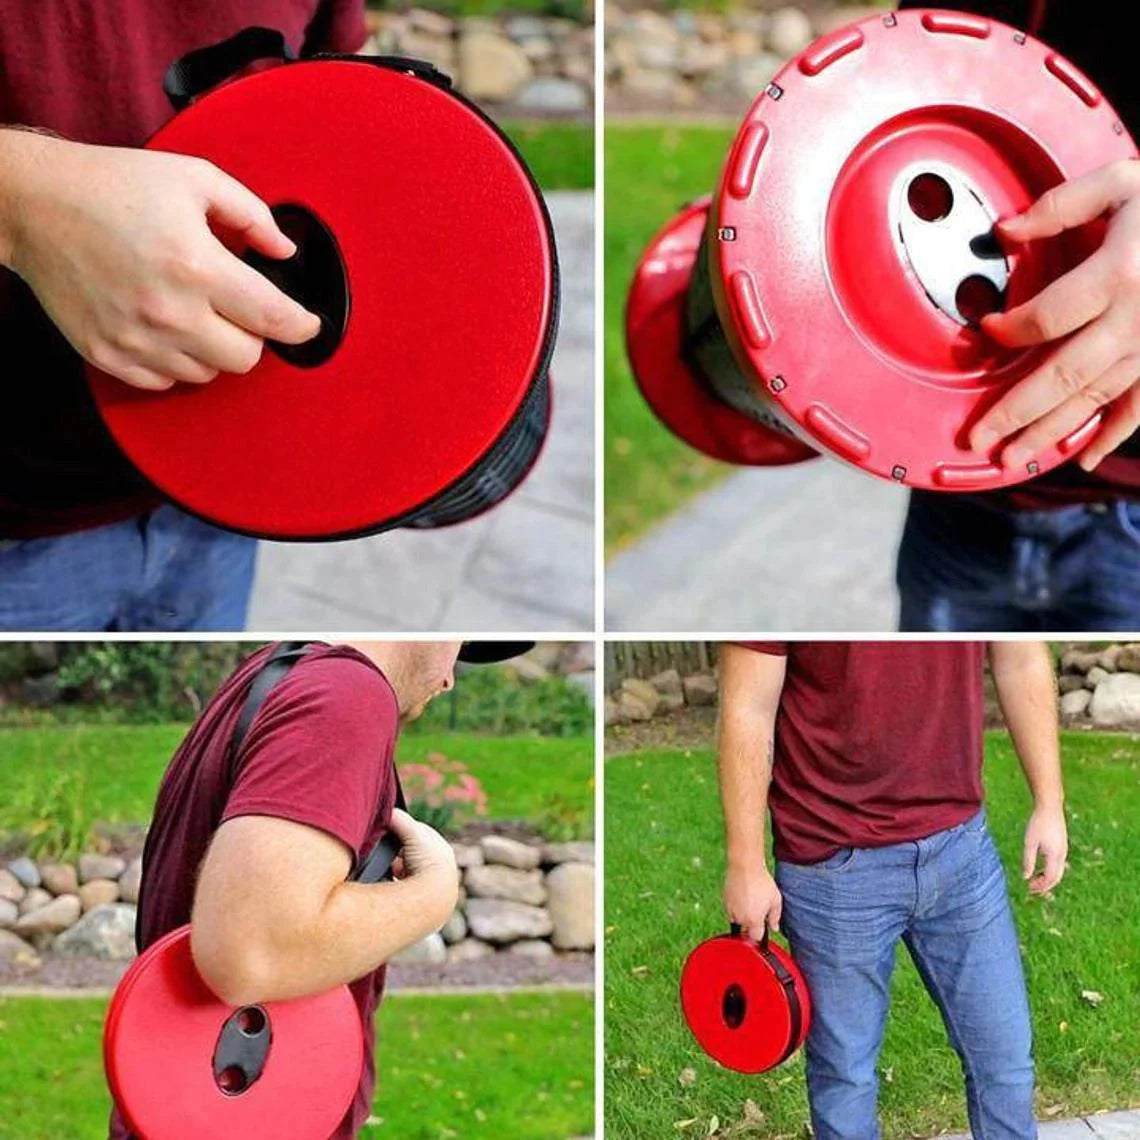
{"left": 190, "top": 926, "right": 280, "bottom": 1006}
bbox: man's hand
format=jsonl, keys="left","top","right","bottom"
{"left": 969, "top": 159, "right": 1140, "bottom": 471}
{"left": 0, "top": 131, "right": 321, "bottom": 391}
{"left": 388, "top": 808, "right": 459, "bottom": 898}
{"left": 1023, "top": 802, "right": 1068, "bottom": 895}
{"left": 724, "top": 862, "right": 782, "bottom": 940}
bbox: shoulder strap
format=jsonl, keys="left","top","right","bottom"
{"left": 229, "top": 642, "right": 406, "bottom": 884}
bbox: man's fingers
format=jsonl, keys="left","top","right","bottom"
{"left": 998, "top": 354, "right": 1138, "bottom": 469}
{"left": 981, "top": 252, "right": 1113, "bottom": 348}
{"left": 207, "top": 251, "right": 323, "bottom": 345}
{"left": 1079, "top": 376, "right": 1140, "bottom": 470}
{"left": 999, "top": 161, "right": 1140, "bottom": 243}
{"left": 178, "top": 313, "right": 265, "bottom": 376}
{"left": 767, "top": 896, "right": 783, "bottom": 934}
{"left": 1022, "top": 834, "right": 1038, "bottom": 881}
{"left": 971, "top": 317, "right": 1124, "bottom": 451}
{"left": 202, "top": 165, "right": 296, "bottom": 260}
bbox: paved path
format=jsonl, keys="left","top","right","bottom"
{"left": 249, "top": 191, "right": 594, "bottom": 632}
{"left": 943, "top": 1111, "right": 1140, "bottom": 1138}
{"left": 606, "top": 458, "right": 908, "bottom": 632}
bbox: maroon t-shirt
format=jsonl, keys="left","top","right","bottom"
{"left": 109, "top": 642, "right": 399, "bottom": 1140}
{"left": 0, "top": 1, "right": 366, "bottom": 538}
{"left": 737, "top": 642, "right": 986, "bottom": 863}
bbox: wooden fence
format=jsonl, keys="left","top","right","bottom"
{"left": 604, "top": 642, "right": 719, "bottom": 691}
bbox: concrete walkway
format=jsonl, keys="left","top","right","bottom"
{"left": 248, "top": 191, "right": 594, "bottom": 632}
{"left": 944, "top": 1111, "right": 1140, "bottom": 1138}
{"left": 606, "top": 457, "right": 908, "bottom": 632}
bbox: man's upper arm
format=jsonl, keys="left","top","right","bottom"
{"left": 720, "top": 644, "right": 787, "bottom": 728}
{"left": 988, "top": 640, "right": 1052, "bottom": 680}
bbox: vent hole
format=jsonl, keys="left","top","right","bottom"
{"left": 722, "top": 984, "right": 747, "bottom": 1029}
{"left": 956, "top": 275, "right": 1004, "bottom": 325}
{"left": 908, "top": 173, "right": 954, "bottom": 222}
{"left": 236, "top": 1006, "right": 267, "bottom": 1037}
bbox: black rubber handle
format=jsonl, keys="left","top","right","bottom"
{"left": 730, "top": 922, "right": 770, "bottom": 949}
{"left": 164, "top": 26, "right": 294, "bottom": 110}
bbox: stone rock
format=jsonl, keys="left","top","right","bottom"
{"left": 545, "top": 862, "right": 594, "bottom": 950}
{"left": 727, "top": 29, "right": 763, "bottom": 57}
{"left": 447, "top": 937, "right": 495, "bottom": 963}
{"left": 465, "top": 864, "right": 547, "bottom": 905}
{"left": 1090, "top": 672, "right": 1140, "bottom": 727}
{"left": 465, "top": 898, "right": 554, "bottom": 944}
{"left": 459, "top": 33, "right": 532, "bottom": 102}
{"left": 40, "top": 863, "right": 78, "bottom": 896}
{"left": 813, "top": 5, "right": 886, "bottom": 36}
{"left": 505, "top": 14, "right": 548, "bottom": 41}
{"left": 1058, "top": 673, "right": 1087, "bottom": 695}
{"left": 79, "top": 879, "right": 121, "bottom": 913}
{"left": 683, "top": 672, "right": 718, "bottom": 706}
{"left": 1115, "top": 644, "right": 1140, "bottom": 673}
{"left": 566, "top": 671, "right": 595, "bottom": 705}
{"left": 14, "top": 894, "right": 81, "bottom": 945}
{"left": 621, "top": 68, "right": 676, "bottom": 103}
{"left": 725, "top": 52, "right": 784, "bottom": 98}
{"left": 617, "top": 687, "right": 655, "bottom": 721}
{"left": 1096, "top": 645, "right": 1122, "bottom": 672}
{"left": 649, "top": 668, "right": 682, "bottom": 698}
{"left": 119, "top": 858, "right": 143, "bottom": 905}
{"left": 604, "top": 695, "right": 622, "bottom": 726}
{"left": 1061, "top": 648, "right": 1101, "bottom": 675}
{"left": 407, "top": 7, "right": 453, "bottom": 36}
{"left": 481, "top": 835, "right": 542, "bottom": 870}
{"left": 79, "top": 853, "right": 126, "bottom": 884}
{"left": 0, "top": 898, "right": 18, "bottom": 928}
{"left": 1085, "top": 665, "right": 1110, "bottom": 689}
{"left": 542, "top": 841, "right": 595, "bottom": 866}
{"left": 53, "top": 904, "right": 137, "bottom": 960}
{"left": 767, "top": 6, "right": 813, "bottom": 57}
{"left": 441, "top": 908, "right": 468, "bottom": 945}
{"left": 452, "top": 843, "right": 484, "bottom": 869}
{"left": 507, "top": 938, "right": 555, "bottom": 958}
{"left": 0, "top": 929, "right": 41, "bottom": 969}
{"left": 0, "top": 869, "right": 26, "bottom": 904}
{"left": 7, "top": 857, "right": 41, "bottom": 890}
{"left": 1060, "top": 688, "right": 1092, "bottom": 718}
{"left": 390, "top": 931, "right": 447, "bottom": 966}
{"left": 18, "top": 888, "right": 52, "bottom": 916}
{"left": 622, "top": 677, "right": 660, "bottom": 712}
{"left": 520, "top": 37, "right": 556, "bottom": 64}
{"left": 636, "top": 39, "right": 678, "bottom": 69}
{"left": 628, "top": 9, "right": 680, "bottom": 44}
{"left": 515, "top": 77, "right": 589, "bottom": 113}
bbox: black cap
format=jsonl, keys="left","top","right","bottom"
{"left": 458, "top": 641, "right": 535, "bottom": 664}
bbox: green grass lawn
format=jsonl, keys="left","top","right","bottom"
{"left": 504, "top": 121, "right": 594, "bottom": 191}
{"left": 0, "top": 725, "right": 593, "bottom": 859}
{"left": 605, "top": 731, "right": 1140, "bottom": 1139}
{"left": 604, "top": 125, "right": 735, "bottom": 555}
{"left": 0, "top": 989, "right": 593, "bottom": 1139}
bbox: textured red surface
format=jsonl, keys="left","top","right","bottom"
{"left": 680, "top": 931, "right": 811, "bottom": 1074}
{"left": 89, "top": 60, "right": 553, "bottom": 537}
{"left": 104, "top": 926, "right": 363, "bottom": 1140}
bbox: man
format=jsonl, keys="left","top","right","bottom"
{"left": 0, "top": 3, "right": 361, "bottom": 630}
{"left": 895, "top": 0, "right": 1140, "bottom": 629}
{"left": 110, "top": 639, "right": 530, "bottom": 1140}
{"left": 718, "top": 641, "right": 1067, "bottom": 1140}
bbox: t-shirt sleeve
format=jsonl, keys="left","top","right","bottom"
{"left": 732, "top": 641, "right": 788, "bottom": 655}
{"left": 222, "top": 655, "right": 397, "bottom": 861}
{"left": 303, "top": 0, "right": 368, "bottom": 54}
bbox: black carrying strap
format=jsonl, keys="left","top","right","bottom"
{"left": 728, "top": 922, "right": 804, "bottom": 1064}
{"left": 229, "top": 642, "right": 406, "bottom": 884}
{"left": 162, "top": 25, "right": 453, "bottom": 112}
{"left": 164, "top": 26, "right": 295, "bottom": 110}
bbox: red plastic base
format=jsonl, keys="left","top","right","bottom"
{"left": 89, "top": 59, "right": 555, "bottom": 539}
{"left": 704, "top": 8, "right": 1137, "bottom": 490}
{"left": 680, "top": 930, "right": 812, "bottom": 1074}
{"left": 626, "top": 198, "right": 818, "bottom": 467}
{"left": 105, "top": 926, "right": 363, "bottom": 1140}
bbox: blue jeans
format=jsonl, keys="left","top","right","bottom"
{"left": 775, "top": 810, "right": 1035, "bottom": 1140}
{"left": 0, "top": 506, "right": 256, "bottom": 631}
{"left": 897, "top": 491, "right": 1140, "bottom": 631}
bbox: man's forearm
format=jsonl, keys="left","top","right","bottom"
{"left": 194, "top": 870, "right": 456, "bottom": 1006}
{"left": 0, "top": 127, "right": 60, "bottom": 267}
{"left": 990, "top": 641, "right": 1063, "bottom": 808}
{"left": 718, "top": 711, "right": 773, "bottom": 873}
